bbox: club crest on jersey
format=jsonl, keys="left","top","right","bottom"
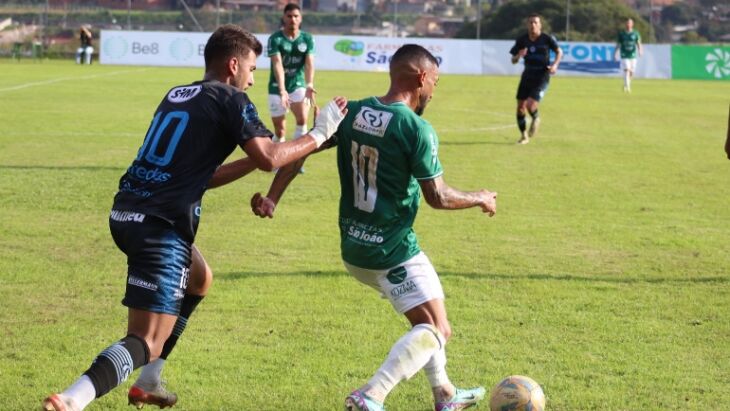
{"left": 241, "top": 103, "right": 260, "bottom": 124}
{"left": 167, "top": 85, "right": 202, "bottom": 103}
{"left": 353, "top": 107, "right": 393, "bottom": 137}
{"left": 297, "top": 42, "right": 308, "bottom": 53}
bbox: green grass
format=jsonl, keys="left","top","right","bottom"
{"left": 1, "top": 59, "right": 729, "bottom": 410}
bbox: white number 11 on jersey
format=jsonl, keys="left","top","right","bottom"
{"left": 351, "top": 141, "right": 379, "bottom": 213}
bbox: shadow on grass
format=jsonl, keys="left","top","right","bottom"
{"left": 0, "top": 165, "right": 124, "bottom": 172}
{"left": 440, "top": 140, "right": 515, "bottom": 146}
{"left": 217, "top": 270, "right": 728, "bottom": 284}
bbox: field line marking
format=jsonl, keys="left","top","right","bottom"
{"left": 0, "top": 68, "right": 151, "bottom": 93}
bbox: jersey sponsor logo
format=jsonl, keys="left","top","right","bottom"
{"left": 353, "top": 107, "right": 393, "bottom": 137}
{"left": 386, "top": 266, "right": 407, "bottom": 285}
{"left": 390, "top": 279, "right": 417, "bottom": 299}
{"left": 128, "top": 276, "right": 158, "bottom": 291}
{"left": 167, "top": 85, "right": 202, "bottom": 103}
{"left": 127, "top": 164, "right": 172, "bottom": 183}
{"left": 347, "top": 225, "right": 385, "bottom": 244}
{"left": 110, "top": 210, "right": 146, "bottom": 223}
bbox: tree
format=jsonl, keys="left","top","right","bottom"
{"left": 456, "top": 0, "right": 653, "bottom": 43}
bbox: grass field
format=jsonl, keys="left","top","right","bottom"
{"left": 1, "top": 59, "right": 729, "bottom": 410}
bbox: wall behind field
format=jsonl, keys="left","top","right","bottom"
{"left": 99, "top": 30, "right": 730, "bottom": 81}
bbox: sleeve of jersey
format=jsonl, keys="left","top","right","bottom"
{"left": 230, "top": 94, "right": 274, "bottom": 145}
{"left": 307, "top": 34, "right": 316, "bottom": 55}
{"left": 549, "top": 35, "right": 560, "bottom": 52}
{"left": 267, "top": 34, "right": 279, "bottom": 57}
{"left": 410, "top": 123, "right": 443, "bottom": 181}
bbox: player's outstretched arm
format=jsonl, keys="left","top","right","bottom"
{"left": 418, "top": 176, "right": 497, "bottom": 217}
{"left": 242, "top": 97, "right": 347, "bottom": 171}
{"left": 207, "top": 157, "right": 258, "bottom": 189}
{"left": 250, "top": 156, "right": 306, "bottom": 218}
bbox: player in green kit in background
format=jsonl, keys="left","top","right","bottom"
{"left": 268, "top": 3, "right": 316, "bottom": 144}
{"left": 614, "top": 18, "right": 642, "bottom": 93}
{"left": 252, "top": 44, "right": 498, "bottom": 411}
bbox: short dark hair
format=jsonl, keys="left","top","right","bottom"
{"left": 390, "top": 44, "right": 439, "bottom": 70}
{"left": 284, "top": 3, "right": 300, "bottom": 13}
{"left": 204, "top": 24, "right": 262, "bottom": 70}
{"left": 527, "top": 13, "right": 541, "bottom": 20}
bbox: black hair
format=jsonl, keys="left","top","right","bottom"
{"left": 390, "top": 44, "right": 439, "bottom": 70}
{"left": 283, "top": 3, "right": 301, "bottom": 13}
{"left": 204, "top": 24, "right": 262, "bottom": 70}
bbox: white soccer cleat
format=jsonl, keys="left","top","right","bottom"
{"left": 517, "top": 131, "right": 530, "bottom": 145}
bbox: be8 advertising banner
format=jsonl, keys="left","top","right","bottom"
{"left": 100, "top": 30, "right": 270, "bottom": 68}
{"left": 100, "top": 30, "right": 672, "bottom": 79}
{"left": 672, "top": 45, "right": 730, "bottom": 80}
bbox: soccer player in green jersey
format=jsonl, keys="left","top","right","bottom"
{"left": 268, "top": 3, "right": 316, "bottom": 144}
{"left": 252, "top": 44, "right": 498, "bottom": 411}
{"left": 614, "top": 18, "right": 642, "bottom": 93}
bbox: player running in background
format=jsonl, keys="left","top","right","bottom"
{"left": 510, "top": 13, "right": 562, "bottom": 145}
{"left": 252, "top": 44, "right": 498, "bottom": 411}
{"left": 42, "top": 24, "right": 346, "bottom": 411}
{"left": 614, "top": 18, "right": 642, "bottom": 93}
{"left": 268, "top": 3, "right": 316, "bottom": 144}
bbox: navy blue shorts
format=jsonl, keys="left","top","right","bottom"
{"left": 516, "top": 73, "right": 550, "bottom": 102}
{"left": 109, "top": 211, "right": 192, "bottom": 315}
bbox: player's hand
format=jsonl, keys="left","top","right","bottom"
{"left": 251, "top": 192, "right": 276, "bottom": 218}
{"left": 478, "top": 190, "right": 497, "bottom": 217}
{"left": 280, "top": 90, "right": 290, "bottom": 109}
{"left": 517, "top": 47, "right": 528, "bottom": 57}
{"left": 309, "top": 96, "right": 348, "bottom": 147}
{"left": 548, "top": 64, "right": 558, "bottom": 75}
{"left": 305, "top": 86, "right": 316, "bottom": 107}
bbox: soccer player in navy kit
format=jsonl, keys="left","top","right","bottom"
{"left": 42, "top": 24, "right": 346, "bottom": 411}
{"left": 510, "top": 13, "right": 562, "bottom": 145}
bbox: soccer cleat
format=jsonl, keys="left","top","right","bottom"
{"left": 344, "top": 390, "right": 385, "bottom": 411}
{"left": 528, "top": 117, "right": 540, "bottom": 138}
{"left": 41, "top": 394, "right": 80, "bottom": 411}
{"left": 435, "top": 386, "right": 486, "bottom": 411}
{"left": 517, "top": 131, "right": 530, "bottom": 145}
{"left": 128, "top": 383, "right": 178, "bottom": 409}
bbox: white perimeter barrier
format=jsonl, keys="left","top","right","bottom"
{"left": 100, "top": 30, "right": 671, "bottom": 79}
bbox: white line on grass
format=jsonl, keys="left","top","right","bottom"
{"left": 0, "top": 68, "right": 151, "bottom": 93}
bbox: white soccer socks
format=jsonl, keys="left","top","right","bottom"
{"left": 424, "top": 344, "right": 452, "bottom": 389}
{"left": 62, "top": 375, "right": 96, "bottom": 410}
{"left": 135, "top": 358, "right": 166, "bottom": 389}
{"left": 364, "top": 323, "right": 444, "bottom": 403}
{"left": 293, "top": 125, "right": 306, "bottom": 140}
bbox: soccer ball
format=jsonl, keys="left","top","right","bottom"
{"left": 489, "top": 375, "right": 546, "bottom": 411}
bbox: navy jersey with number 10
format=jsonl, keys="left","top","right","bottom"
{"left": 113, "top": 80, "right": 273, "bottom": 242}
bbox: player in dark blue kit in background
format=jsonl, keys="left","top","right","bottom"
{"left": 42, "top": 24, "right": 347, "bottom": 411}
{"left": 510, "top": 13, "right": 562, "bottom": 145}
